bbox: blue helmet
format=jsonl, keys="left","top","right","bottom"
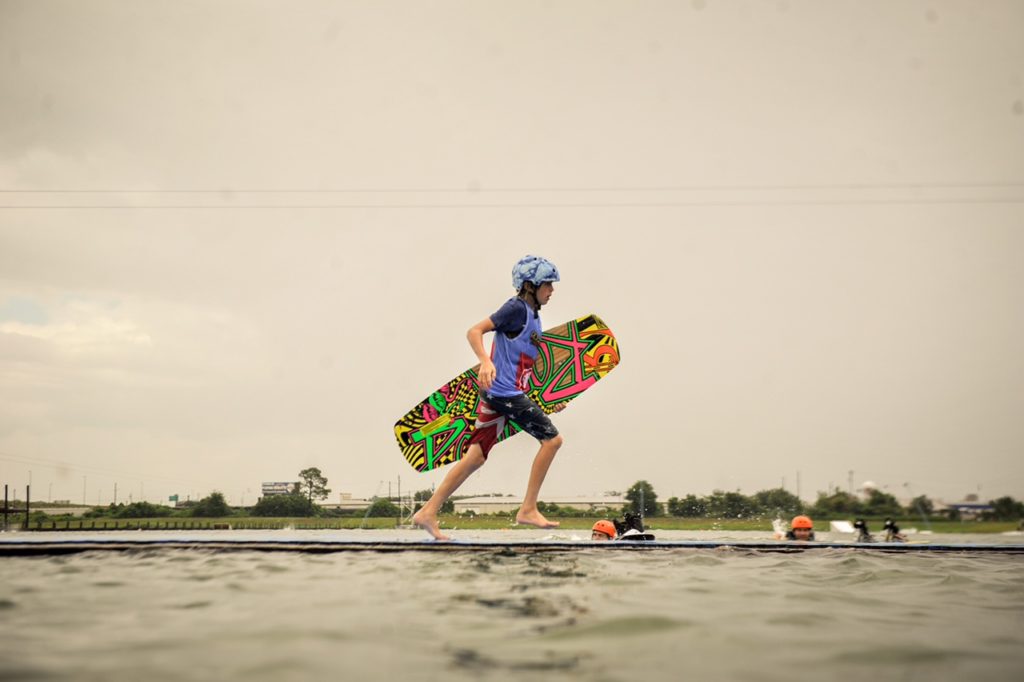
{"left": 512, "top": 255, "right": 560, "bottom": 291}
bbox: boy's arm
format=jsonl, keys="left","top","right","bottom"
{"left": 467, "top": 317, "right": 497, "bottom": 390}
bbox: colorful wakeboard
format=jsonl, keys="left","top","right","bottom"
{"left": 394, "top": 313, "right": 620, "bottom": 472}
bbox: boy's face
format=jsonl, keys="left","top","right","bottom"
{"left": 536, "top": 282, "right": 555, "bottom": 305}
{"left": 792, "top": 526, "right": 813, "bottom": 540}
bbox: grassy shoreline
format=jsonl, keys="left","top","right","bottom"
{"left": 8, "top": 515, "right": 1020, "bottom": 534}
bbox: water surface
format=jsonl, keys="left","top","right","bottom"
{"left": 1, "top": 530, "right": 1021, "bottom": 681}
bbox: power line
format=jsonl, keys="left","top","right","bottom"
{"left": 1, "top": 181, "right": 1023, "bottom": 193}
{"left": 2, "top": 198, "right": 1024, "bottom": 209}
{"left": 3, "top": 182, "right": 1021, "bottom": 208}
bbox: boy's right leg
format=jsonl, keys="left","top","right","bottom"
{"left": 411, "top": 443, "right": 487, "bottom": 540}
{"left": 515, "top": 434, "right": 563, "bottom": 528}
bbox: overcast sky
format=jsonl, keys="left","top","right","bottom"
{"left": 1, "top": 0, "right": 1022, "bottom": 507}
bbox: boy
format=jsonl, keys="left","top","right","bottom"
{"left": 412, "top": 255, "right": 566, "bottom": 540}
{"left": 783, "top": 515, "right": 816, "bottom": 541}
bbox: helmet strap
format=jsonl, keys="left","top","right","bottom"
{"left": 519, "top": 283, "right": 541, "bottom": 312}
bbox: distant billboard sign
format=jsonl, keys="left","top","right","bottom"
{"left": 262, "top": 482, "right": 296, "bottom": 496}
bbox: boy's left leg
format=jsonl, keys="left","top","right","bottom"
{"left": 412, "top": 394, "right": 506, "bottom": 540}
{"left": 412, "top": 443, "right": 487, "bottom": 540}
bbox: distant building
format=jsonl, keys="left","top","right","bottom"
{"left": 315, "top": 493, "right": 629, "bottom": 515}
{"left": 320, "top": 492, "right": 377, "bottom": 512}
{"left": 937, "top": 501, "right": 993, "bottom": 520}
{"left": 261, "top": 482, "right": 297, "bottom": 497}
{"left": 452, "top": 495, "right": 626, "bottom": 515}
{"left": 34, "top": 506, "right": 92, "bottom": 517}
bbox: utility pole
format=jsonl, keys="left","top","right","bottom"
{"left": 114, "top": 483, "right": 118, "bottom": 505}
{"left": 848, "top": 470, "right": 854, "bottom": 496}
{"left": 82, "top": 476, "right": 87, "bottom": 505}
{"left": 796, "top": 471, "right": 801, "bottom": 501}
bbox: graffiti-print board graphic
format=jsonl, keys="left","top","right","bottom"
{"left": 394, "top": 313, "right": 620, "bottom": 472}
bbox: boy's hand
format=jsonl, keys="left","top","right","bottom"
{"left": 477, "top": 359, "right": 496, "bottom": 389}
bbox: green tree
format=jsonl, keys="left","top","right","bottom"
{"left": 751, "top": 488, "right": 803, "bottom": 516}
{"left": 704, "top": 490, "right": 758, "bottom": 519}
{"left": 191, "top": 491, "right": 232, "bottom": 518}
{"left": 863, "top": 489, "right": 903, "bottom": 517}
{"left": 667, "top": 495, "right": 707, "bottom": 517}
{"left": 808, "top": 490, "right": 862, "bottom": 518}
{"left": 113, "top": 502, "right": 172, "bottom": 519}
{"left": 986, "top": 496, "right": 1024, "bottom": 521}
{"left": 297, "top": 467, "right": 331, "bottom": 503}
{"left": 625, "top": 480, "right": 661, "bottom": 516}
{"left": 252, "top": 493, "right": 317, "bottom": 517}
{"left": 907, "top": 494, "right": 934, "bottom": 517}
{"left": 366, "top": 498, "right": 401, "bottom": 517}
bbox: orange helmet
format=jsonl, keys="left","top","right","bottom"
{"left": 592, "top": 520, "right": 617, "bottom": 539}
{"left": 791, "top": 515, "right": 813, "bottom": 530}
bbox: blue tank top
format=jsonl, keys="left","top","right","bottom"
{"left": 487, "top": 298, "right": 542, "bottom": 397}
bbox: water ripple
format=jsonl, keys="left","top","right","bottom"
{"left": 546, "top": 615, "right": 689, "bottom": 640}
{"left": 0, "top": 531, "right": 1021, "bottom": 682}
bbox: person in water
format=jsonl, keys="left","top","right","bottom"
{"left": 780, "top": 515, "right": 816, "bottom": 541}
{"left": 883, "top": 518, "right": 907, "bottom": 542}
{"left": 853, "top": 518, "right": 874, "bottom": 543}
{"left": 592, "top": 520, "right": 617, "bottom": 541}
{"left": 591, "top": 512, "right": 654, "bottom": 542}
{"left": 412, "top": 255, "right": 566, "bottom": 540}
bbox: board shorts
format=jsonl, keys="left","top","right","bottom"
{"left": 467, "top": 390, "right": 559, "bottom": 459}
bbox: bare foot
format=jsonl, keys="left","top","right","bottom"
{"left": 515, "top": 509, "right": 560, "bottom": 529}
{"left": 412, "top": 509, "right": 451, "bottom": 541}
